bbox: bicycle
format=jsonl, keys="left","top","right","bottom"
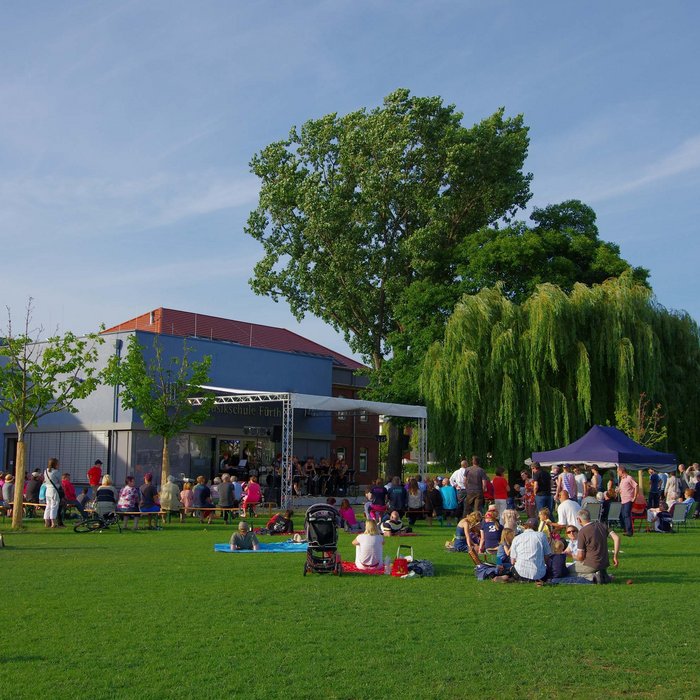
{"left": 73, "top": 510, "right": 122, "bottom": 533}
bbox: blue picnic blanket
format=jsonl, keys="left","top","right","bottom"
{"left": 214, "top": 542, "right": 307, "bottom": 553}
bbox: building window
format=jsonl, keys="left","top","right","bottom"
{"left": 359, "top": 410, "right": 368, "bottom": 423}
{"left": 336, "top": 393, "right": 346, "bottom": 421}
{"left": 359, "top": 448, "right": 368, "bottom": 473}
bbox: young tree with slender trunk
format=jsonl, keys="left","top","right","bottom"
{"left": 103, "top": 335, "right": 215, "bottom": 488}
{"left": 0, "top": 301, "right": 104, "bottom": 529}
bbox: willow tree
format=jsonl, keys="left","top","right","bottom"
{"left": 420, "top": 273, "right": 700, "bottom": 467}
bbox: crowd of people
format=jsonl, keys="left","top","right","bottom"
{"left": 0, "top": 458, "right": 275, "bottom": 529}
{"left": 3, "top": 455, "right": 698, "bottom": 582}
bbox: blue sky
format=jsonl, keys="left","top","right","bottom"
{"left": 2, "top": 1, "right": 698, "bottom": 360}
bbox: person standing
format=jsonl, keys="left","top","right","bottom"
{"left": 573, "top": 467, "right": 588, "bottom": 504}
{"left": 450, "top": 460, "right": 469, "bottom": 516}
{"left": 217, "top": 473, "right": 235, "bottom": 524}
{"left": 647, "top": 468, "right": 661, "bottom": 509}
{"left": 43, "top": 458, "right": 63, "bottom": 529}
{"left": 491, "top": 467, "right": 509, "bottom": 523}
{"left": 531, "top": 463, "right": 552, "bottom": 516}
{"left": 87, "top": 460, "right": 103, "bottom": 498}
{"left": 617, "top": 466, "right": 638, "bottom": 537}
{"left": 556, "top": 465, "right": 577, "bottom": 504}
{"left": 465, "top": 455, "right": 488, "bottom": 515}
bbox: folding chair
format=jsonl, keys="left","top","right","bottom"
{"left": 631, "top": 502, "right": 647, "bottom": 533}
{"left": 671, "top": 504, "right": 688, "bottom": 531}
{"left": 605, "top": 501, "right": 622, "bottom": 529}
{"left": 586, "top": 502, "right": 602, "bottom": 522}
{"left": 684, "top": 502, "right": 697, "bottom": 528}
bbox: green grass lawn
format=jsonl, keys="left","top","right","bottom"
{"left": 1, "top": 514, "right": 698, "bottom": 700}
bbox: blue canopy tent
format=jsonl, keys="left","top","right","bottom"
{"left": 531, "top": 425, "right": 677, "bottom": 473}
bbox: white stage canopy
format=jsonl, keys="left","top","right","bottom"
{"left": 191, "top": 385, "right": 428, "bottom": 507}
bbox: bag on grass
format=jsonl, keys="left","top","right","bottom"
{"left": 474, "top": 563, "right": 500, "bottom": 580}
{"left": 408, "top": 559, "right": 434, "bottom": 577}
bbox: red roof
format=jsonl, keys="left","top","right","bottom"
{"left": 102, "top": 308, "right": 365, "bottom": 370}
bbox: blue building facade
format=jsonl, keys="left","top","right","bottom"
{"left": 1, "top": 329, "right": 341, "bottom": 486}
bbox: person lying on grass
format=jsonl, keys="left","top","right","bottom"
{"left": 230, "top": 521, "right": 259, "bottom": 551}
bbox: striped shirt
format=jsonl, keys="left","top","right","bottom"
{"left": 510, "top": 529, "right": 551, "bottom": 580}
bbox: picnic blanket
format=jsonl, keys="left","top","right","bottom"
{"left": 341, "top": 562, "right": 385, "bottom": 575}
{"left": 214, "top": 542, "right": 307, "bottom": 553}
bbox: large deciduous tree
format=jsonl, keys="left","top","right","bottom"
{"left": 0, "top": 302, "right": 103, "bottom": 529}
{"left": 103, "top": 335, "right": 215, "bottom": 488}
{"left": 245, "top": 88, "right": 533, "bottom": 376}
{"left": 419, "top": 274, "right": 700, "bottom": 467}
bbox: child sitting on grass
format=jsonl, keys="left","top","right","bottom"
{"left": 496, "top": 528, "right": 514, "bottom": 569}
{"left": 547, "top": 538, "right": 568, "bottom": 579}
{"left": 538, "top": 507, "right": 553, "bottom": 543}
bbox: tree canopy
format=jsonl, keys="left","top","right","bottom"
{"left": 419, "top": 273, "right": 700, "bottom": 467}
{"left": 245, "top": 90, "right": 647, "bottom": 409}
{"left": 245, "top": 88, "right": 532, "bottom": 372}
{"left": 0, "top": 302, "right": 103, "bottom": 529}
{"left": 103, "top": 335, "right": 214, "bottom": 487}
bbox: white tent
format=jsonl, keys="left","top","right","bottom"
{"left": 189, "top": 385, "right": 428, "bottom": 507}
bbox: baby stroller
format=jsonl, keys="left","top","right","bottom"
{"left": 303, "top": 503, "right": 342, "bottom": 576}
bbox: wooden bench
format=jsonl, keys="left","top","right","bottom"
{"left": 186, "top": 506, "right": 241, "bottom": 522}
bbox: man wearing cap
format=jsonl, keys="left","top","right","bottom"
{"left": 87, "top": 460, "right": 103, "bottom": 497}
{"left": 571, "top": 508, "right": 620, "bottom": 582}
{"left": 495, "top": 517, "right": 551, "bottom": 582}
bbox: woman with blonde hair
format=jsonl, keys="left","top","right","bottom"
{"left": 180, "top": 480, "right": 194, "bottom": 517}
{"left": 95, "top": 474, "right": 118, "bottom": 517}
{"left": 351, "top": 519, "right": 384, "bottom": 570}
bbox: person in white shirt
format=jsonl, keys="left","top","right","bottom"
{"left": 573, "top": 467, "right": 588, "bottom": 504}
{"left": 351, "top": 519, "right": 384, "bottom": 569}
{"left": 450, "top": 460, "right": 468, "bottom": 515}
{"left": 554, "top": 490, "right": 582, "bottom": 529}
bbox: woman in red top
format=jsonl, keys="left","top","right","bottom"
{"left": 492, "top": 467, "right": 509, "bottom": 524}
{"left": 60, "top": 473, "right": 88, "bottom": 521}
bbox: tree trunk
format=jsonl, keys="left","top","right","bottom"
{"left": 11, "top": 437, "right": 26, "bottom": 530}
{"left": 386, "top": 421, "right": 403, "bottom": 482}
{"left": 161, "top": 437, "right": 170, "bottom": 490}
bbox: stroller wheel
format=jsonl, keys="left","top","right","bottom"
{"left": 303, "top": 563, "right": 308, "bottom": 576}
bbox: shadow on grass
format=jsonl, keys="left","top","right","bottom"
{"left": 0, "top": 655, "right": 47, "bottom": 663}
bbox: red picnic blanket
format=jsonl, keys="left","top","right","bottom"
{"left": 341, "top": 562, "right": 385, "bottom": 575}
